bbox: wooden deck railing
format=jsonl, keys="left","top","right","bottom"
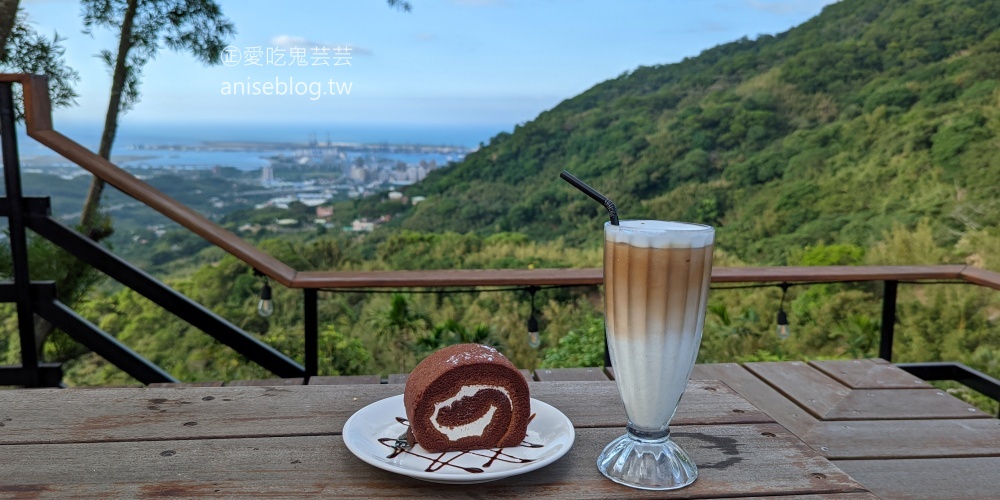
{"left": 4, "top": 73, "right": 1000, "bottom": 392}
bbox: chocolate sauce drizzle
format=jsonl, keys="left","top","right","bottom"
{"left": 379, "top": 415, "right": 542, "bottom": 474}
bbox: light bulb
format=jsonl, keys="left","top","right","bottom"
{"left": 776, "top": 310, "right": 789, "bottom": 340}
{"left": 258, "top": 282, "right": 274, "bottom": 318}
{"left": 527, "top": 316, "right": 540, "bottom": 348}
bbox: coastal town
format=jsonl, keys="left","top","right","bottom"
{"left": 15, "top": 137, "right": 472, "bottom": 249}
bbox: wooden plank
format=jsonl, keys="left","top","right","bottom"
{"left": 0, "top": 424, "right": 868, "bottom": 498}
{"left": 291, "top": 265, "right": 973, "bottom": 289}
{"left": 534, "top": 367, "right": 610, "bottom": 382}
{"left": 526, "top": 380, "right": 772, "bottom": 429}
{"left": 225, "top": 378, "right": 304, "bottom": 387}
{"left": 289, "top": 265, "right": 971, "bottom": 289}
{"left": 19, "top": 74, "right": 54, "bottom": 133}
{"left": 810, "top": 359, "right": 931, "bottom": 389}
{"left": 804, "top": 418, "right": 1000, "bottom": 460}
{"left": 835, "top": 457, "right": 1000, "bottom": 500}
{"left": 0, "top": 381, "right": 768, "bottom": 445}
{"left": 740, "top": 496, "right": 878, "bottom": 500}
{"left": 307, "top": 375, "right": 380, "bottom": 385}
{"left": 710, "top": 265, "right": 965, "bottom": 284}
{"left": 744, "top": 361, "right": 850, "bottom": 420}
{"left": 694, "top": 363, "right": 819, "bottom": 437}
{"left": 147, "top": 381, "right": 224, "bottom": 388}
{"left": 67, "top": 384, "right": 144, "bottom": 389}
{"left": 747, "top": 361, "right": 985, "bottom": 421}
{"left": 0, "top": 385, "right": 397, "bottom": 445}
{"left": 825, "top": 388, "right": 988, "bottom": 420}
{"left": 293, "top": 268, "right": 603, "bottom": 288}
{"left": 960, "top": 266, "right": 1000, "bottom": 292}
{"left": 520, "top": 369, "right": 536, "bottom": 381}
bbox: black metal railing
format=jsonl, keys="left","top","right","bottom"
{"left": 0, "top": 81, "right": 304, "bottom": 386}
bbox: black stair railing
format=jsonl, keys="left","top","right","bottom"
{"left": 0, "top": 80, "right": 304, "bottom": 387}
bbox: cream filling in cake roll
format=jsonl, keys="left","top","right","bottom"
{"left": 430, "top": 385, "right": 512, "bottom": 440}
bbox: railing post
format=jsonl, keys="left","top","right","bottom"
{"left": 0, "top": 82, "right": 42, "bottom": 387}
{"left": 879, "top": 280, "right": 898, "bottom": 361}
{"left": 304, "top": 289, "right": 318, "bottom": 382}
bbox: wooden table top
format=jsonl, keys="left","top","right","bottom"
{"left": 693, "top": 359, "right": 1000, "bottom": 500}
{"left": 0, "top": 379, "right": 872, "bottom": 498}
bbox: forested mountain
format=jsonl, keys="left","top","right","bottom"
{"left": 6, "top": 0, "right": 1000, "bottom": 396}
{"left": 392, "top": 0, "right": 1000, "bottom": 265}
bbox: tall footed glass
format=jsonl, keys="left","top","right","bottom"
{"left": 597, "top": 220, "right": 714, "bottom": 490}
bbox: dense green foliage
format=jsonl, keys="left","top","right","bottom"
{"left": 399, "top": 0, "right": 1000, "bottom": 265}
{"left": 2, "top": 0, "right": 999, "bottom": 412}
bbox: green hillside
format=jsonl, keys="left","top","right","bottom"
{"left": 394, "top": 0, "right": 1000, "bottom": 265}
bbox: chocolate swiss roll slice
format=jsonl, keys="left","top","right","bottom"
{"left": 404, "top": 343, "right": 531, "bottom": 453}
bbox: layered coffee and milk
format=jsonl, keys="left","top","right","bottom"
{"left": 604, "top": 221, "right": 714, "bottom": 432}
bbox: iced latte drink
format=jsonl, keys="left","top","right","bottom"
{"left": 597, "top": 220, "right": 714, "bottom": 490}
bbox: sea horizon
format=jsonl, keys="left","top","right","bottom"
{"left": 15, "top": 121, "right": 509, "bottom": 158}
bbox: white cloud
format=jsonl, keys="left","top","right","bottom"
{"left": 745, "top": 0, "right": 839, "bottom": 15}
{"left": 451, "top": 0, "right": 506, "bottom": 6}
{"left": 269, "top": 35, "right": 372, "bottom": 56}
{"left": 270, "top": 35, "right": 325, "bottom": 49}
{"left": 699, "top": 21, "right": 729, "bottom": 33}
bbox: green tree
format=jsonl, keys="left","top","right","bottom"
{"left": 417, "top": 319, "right": 499, "bottom": 354}
{"left": 0, "top": 4, "right": 80, "bottom": 115}
{"left": 367, "top": 294, "right": 431, "bottom": 373}
{"left": 78, "top": 0, "right": 236, "bottom": 236}
{"left": 702, "top": 303, "right": 762, "bottom": 361}
{"left": 540, "top": 316, "right": 605, "bottom": 368}
{"left": 0, "top": 0, "right": 19, "bottom": 54}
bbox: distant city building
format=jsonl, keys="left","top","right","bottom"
{"left": 388, "top": 191, "right": 404, "bottom": 201}
{"left": 411, "top": 196, "right": 426, "bottom": 205}
{"left": 349, "top": 166, "right": 367, "bottom": 182}
{"left": 261, "top": 165, "right": 274, "bottom": 184}
{"left": 297, "top": 193, "right": 330, "bottom": 207}
{"left": 265, "top": 195, "right": 296, "bottom": 209}
{"left": 352, "top": 219, "right": 375, "bottom": 232}
{"left": 316, "top": 206, "right": 334, "bottom": 218}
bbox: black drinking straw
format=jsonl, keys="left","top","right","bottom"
{"left": 560, "top": 170, "right": 619, "bottom": 225}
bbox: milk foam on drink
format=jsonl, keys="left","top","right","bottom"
{"left": 604, "top": 221, "right": 714, "bottom": 432}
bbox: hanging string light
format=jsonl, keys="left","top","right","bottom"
{"left": 527, "top": 286, "right": 541, "bottom": 348}
{"left": 776, "top": 283, "right": 790, "bottom": 340}
{"left": 254, "top": 270, "right": 274, "bottom": 318}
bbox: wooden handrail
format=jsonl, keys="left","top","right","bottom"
{"left": 4, "top": 74, "right": 1000, "bottom": 293}
{"left": 291, "top": 268, "right": 602, "bottom": 288}
{"left": 291, "top": 265, "right": 972, "bottom": 289}
{"left": 5, "top": 74, "right": 297, "bottom": 286}
{"left": 959, "top": 267, "right": 1000, "bottom": 291}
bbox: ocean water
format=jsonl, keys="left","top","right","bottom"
{"left": 9, "top": 121, "right": 505, "bottom": 170}
{"left": 17, "top": 122, "right": 504, "bottom": 151}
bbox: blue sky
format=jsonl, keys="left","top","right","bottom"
{"left": 18, "top": 0, "right": 837, "bottom": 140}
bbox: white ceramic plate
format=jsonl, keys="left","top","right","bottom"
{"left": 343, "top": 394, "right": 575, "bottom": 484}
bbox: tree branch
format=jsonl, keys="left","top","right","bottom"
{"left": 0, "top": 0, "right": 21, "bottom": 61}
{"left": 79, "top": 0, "right": 138, "bottom": 237}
